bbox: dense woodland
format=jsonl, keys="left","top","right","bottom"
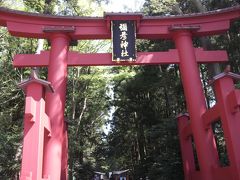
{"left": 0, "top": 0, "right": 240, "bottom": 179}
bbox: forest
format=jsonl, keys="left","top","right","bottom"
{"left": 0, "top": 0, "right": 240, "bottom": 179}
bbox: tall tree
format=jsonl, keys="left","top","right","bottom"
{"left": 107, "top": 0, "right": 240, "bottom": 179}
{"left": 0, "top": 1, "right": 110, "bottom": 179}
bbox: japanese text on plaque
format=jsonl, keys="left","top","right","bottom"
{"left": 112, "top": 20, "right": 136, "bottom": 61}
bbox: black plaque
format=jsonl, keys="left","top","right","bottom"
{"left": 112, "top": 20, "right": 136, "bottom": 61}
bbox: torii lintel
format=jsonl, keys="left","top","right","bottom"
{"left": 13, "top": 48, "right": 228, "bottom": 67}
{"left": 0, "top": 6, "right": 240, "bottom": 39}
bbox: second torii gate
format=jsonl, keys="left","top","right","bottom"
{"left": 0, "top": 6, "right": 240, "bottom": 180}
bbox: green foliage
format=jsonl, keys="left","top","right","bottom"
{"left": 0, "top": 28, "right": 32, "bottom": 179}
{"left": 106, "top": 1, "right": 240, "bottom": 180}
{"left": 142, "top": 0, "right": 179, "bottom": 15}
{"left": 57, "top": 0, "right": 107, "bottom": 16}
{"left": 0, "top": 1, "right": 110, "bottom": 178}
{"left": 107, "top": 65, "right": 185, "bottom": 179}
{"left": 0, "top": 0, "right": 25, "bottom": 10}
{"left": 23, "top": 0, "right": 58, "bottom": 14}
{"left": 66, "top": 66, "right": 110, "bottom": 179}
{"left": 0, "top": 121, "right": 22, "bottom": 179}
{"left": 65, "top": 40, "right": 111, "bottom": 180}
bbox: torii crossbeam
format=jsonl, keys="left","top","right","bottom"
{"left": 13, "top": 48, "right": 227, "bottom": 67}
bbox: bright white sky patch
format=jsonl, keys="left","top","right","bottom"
{"left": 103, "top": 0, "right": 145, "bottom": 12}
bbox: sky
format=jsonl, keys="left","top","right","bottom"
{"left": 103, "top": 0, "right": 145, "bottom": 12}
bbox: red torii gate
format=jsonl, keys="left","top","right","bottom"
{"left": 0, "top": 6, "right": 240, "bottom": 180}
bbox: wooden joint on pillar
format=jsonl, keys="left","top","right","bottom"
{"left": 42, "top": 175, "right": 50, "bottom": 180}
{"left": 18, "top": 69, "right": 54, "bottom": 93}
{"left": 177, "top": 113, "right": 192, "bottom": 139}
{"left": 202, "top": 104, "right": 220, "bottom": 129}
{"left": 182, "top": 123, "right": 192, "bottom": 139}
{"left": 24, "top": 97, "right": 36, "bottom": 122}
{"left": 43, "top": 113, "right": 51, "bottom": 137}
{"left": 176, "top": 113, "right": 189, "bottom": 119}
{"left": 104, "top": 12, "right": 143, "bottom": 32}
{"left": 47, "top": 39, "right": 77, "bottom": 47}
{"left": 208, "top": 71, "right": 240, "bottom": 86}
{"left": 43, "top": 25, "right": 77, "bottom": 46}
{"left": 20, "top": 171, "right": 32, "bottom": 180}
{"left": 168, "top": 25, "right": 200, "bottom": 31}
{"left": 227, "top": 89, "right": 240, "bottom": 114}
{"left": 168, "top": 24, "right": 200, "bottom": 42}
{"left": 43, "top": 26, "right": 75, "bottom": 33}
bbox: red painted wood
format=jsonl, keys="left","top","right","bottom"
{"left": 213, "top": 75, "right": 240, "bottom": 180}
{"left": 13, "top": 48, "right": 228, "bottom": 67}
{"left": 202, "top": 104, "right": 220, "bottom": 129}
{"left": 227, "top": 89, "right": 240, "bottom": 113}
{"left": 19, "top": 81, "right": 51, "bottom": 180}
{"left": 177, "top": 114, "right": 195, "bottom": 180}
{"left": 0, "top": 7, "right": 239, "bottom": 39}
{"left": 43, "top": 34, "right": 70, "bottom": 180}
{"left": 211, "top": 167, "right": 234, "bottom": 180}
{"left": 182, "top": 123, "right": 192, "bottom": 139}
{"left": 191, "top": 171, "right": 202, "bottom": 180}
{"left": 173, "top": 30, "right": 219, "bottom": 180}
{"left": 61, "top": 121, "right": 68, "bottom": 180}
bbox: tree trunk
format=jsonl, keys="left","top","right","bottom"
{"left": 69, "top": 158, "right": 74, "bottom": 180}
{"left": 191, "top": 0, "right": 221, "bottom": 77}
{"left": 200, "top": 65, "right": 210, "bottom": 108}
{"left": 134, "top": 111, "right": 146, "bottom": 164}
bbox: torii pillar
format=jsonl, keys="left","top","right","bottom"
{"left": 18, "top": 69, "right": 53, "bottom": 180}
{"left": 43, "top": 32, "right": 71, "bottom": 180}
{"left": 171, "top": 27, "right": 219, "bottom": 180}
